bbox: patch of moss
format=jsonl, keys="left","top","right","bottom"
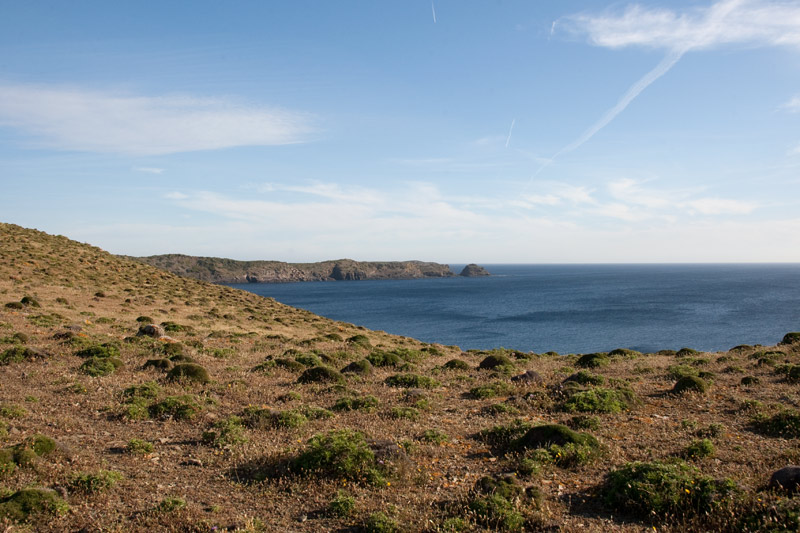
{"left": 74, "top": 343, "right": 120, "bottom": 359}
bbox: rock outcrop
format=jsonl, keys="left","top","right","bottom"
{"left": 129, "top": 255, "right": 459, "bottom": 284}
{"left": 459, "top": 264, "right": 490, "bottom": 277}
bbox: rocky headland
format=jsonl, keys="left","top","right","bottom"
{"left": 130, "top": 255, "right": 463, "bottom": 284}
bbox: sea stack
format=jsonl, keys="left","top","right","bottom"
{"left": 459, "top": 264, "right": 490, "bottom": 277}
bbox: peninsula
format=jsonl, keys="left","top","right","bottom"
{"left": 130, "top": 254, "right": 468, "bottom": 284}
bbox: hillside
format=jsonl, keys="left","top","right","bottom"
{"left": 1, "top": 222, "right": 800, "bottom": 531}
{"left": 131, "top": 254, "right": 457, "bottom": 284}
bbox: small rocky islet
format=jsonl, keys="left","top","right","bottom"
{"left": 1, "top": 221, "right": 800, "bottom": 531}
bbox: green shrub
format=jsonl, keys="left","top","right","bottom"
{"left": 80, "top": 356, "right": 123, "bottom": 377}
{"left": 367, "top": 350, "right": 403, "bottom": 367}
{"left": 166, "top": 363, "right": 210, "bottom": 384}
{"left": 672, "top": 376, "right": 709, "bottom": 395}
{"left": 384, "top": 373, "right": 438, "bottom": 389}
{"left": 271, "top": 410, "right": 308, "bottom": 429}
{"left": 677, "top": 347, "right": 701, "bottom": 356}
{"left": 327, "top": 490, "right": 356, "bottom": 518}
{"left": 781, "top": 332, "right": 800, "bottom": 345}
{"left": 741, "top": 376, "right": 760, "bottom": 386}
{"left": 515, "top": 424, "right": 598, "bottom": 452}
{"left": 143, "top": 358, "right": 172, "bottom": 371}
{"left": 478, "top": 419, "right": 532, "bottom": 449}
{"left": 684, "top": 439, "right": 715, "bottom": 459}
{"left": 0, "top": 346, "right": 43, "bottom": 365}
{"left": 443, "top": 358, "right": 471, "bottom": 371}
{"left": 388, "top": 407, "right": 419, "bottom": 420}
{"left": 478, "top": 354, "right": 515, "bottom": 372}
{"left": 155, "top": 497, "right": 186, "bottom": 512}
{"left": 420, "top": 429, "right": 449, "bottom": 445}
{"left": 341, "top": 359, "right": 372, "bottom": 375}
{"left": 568, "top": 415, "right": 600, "bottom": 431}
{"left": 0, "top": 488, "right": 68, "bottom": 521}
{"left": 297, "top": 366, "right": 345, "bottom": 384}
{"left": 608, "top": 348, "right": 642, "bottom": 358}
{"left": 122, "top": 381, "right": 161, "bottom": 399}
{"left": 346, "top": 334, "right": 372, "bottom": 349}
{"left": 136, "top": 315, "right": 154, "bottom": 323}
{"left": 291, "top": 429, "right": 381, "bottom": 483}
{"left": 563, "top": 370, "right": 605, "bottom": 386}
{"left": 604, "top": 459, "right": 737, "bottom": 517}
{"left": 148, "top": 395, "right": 201, "bottom": 420}
{"left": 68, "top": 470, "right": 123, "bottom": 494}
{"left": 667, "top": 364, "right": 698, "bottom": 379}
{"left": 75, "top": 343, "right": 120, "bottom": 359}
{"left": 468, "top": 476, "right": 529, "bottom": 531}
{"left": 752, "top": 410, "right": 800, "bottom": 438}
{"left": 332, "top": 395, "right": 379, "bottom": 412}
{"left": 364, "top": 511, "right": 398, "bottom": 533}
{"left": 470, "top": 381, "right": 513, "bottom": 399}
{"left": 0, "top": 404, "right": 27, "bottom": 419}
{"left": 562, "top": 387, "right": 636, "bottom": 414}
{"left": 576, "top": 353, "right": 609, "bottom": 368}
{"left": 160, "top": 321, "right": 192, "bottom": 333}
{"left": 295, "top": 353, "right": 322, "bottom": 367}
{"left": 126, "top": 438, "right": 154, "bottom": 455}
{"left": 202, "top": 417, "right": 248, "bottom": 447}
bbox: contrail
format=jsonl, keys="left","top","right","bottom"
{"left": 431, "top": 1, "right": 437, "bottom": 23}
{"left": 505, "top": 118, "right": 516, "bottom": 148}
{"left": 531, "top": 49, "right": 685, "bottom": 179}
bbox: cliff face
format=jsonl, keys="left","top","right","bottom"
{"left": 129, "top": 254, "right": 457, "bottom": 283}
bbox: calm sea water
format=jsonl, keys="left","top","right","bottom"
{"left": 229, "top": 264, "right": 800, "bottom": 354}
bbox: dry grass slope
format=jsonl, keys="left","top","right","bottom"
{"left": 0, "top": 222, "right": 799, "bottom": 531}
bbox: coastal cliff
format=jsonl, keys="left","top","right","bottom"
{"left": 129, "top": 254, "right": 459, "bottom": 283}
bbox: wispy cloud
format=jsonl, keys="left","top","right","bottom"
{"left": 0, "top": 83, "right": 315, "bottom": 155}
{"left": 540, "top": 0, "right": 800, "bottom": 172}
{"left": 134, "top": 167, "right": 165, "bottom": 174}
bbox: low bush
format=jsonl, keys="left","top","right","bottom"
{"left": 470, "top": 381, "right": 513, "bottom": 399}
{"left": 384, "top": 373, "right": 438, "bottom": 389}
{"left": 341, "top": 359, "right": 372, "bottom": 375}
{"left": 290, "top": 429, "right": 384, "bottom": 484}
{"left": 148, "top": 395, "right": 201, "bottom": 420}
{"left": 202, "top": 416, "right": 248, "bottom": 447}
{"left": 69, "top": 470, "right": 123, "bottom": 494}
{"left": 752, "top": 410, "right": 800, "bottom": 438}
{"left": 166, "top": 363, "right": 210, "bottom": 384}
{"left": 683, "top": 439, "right": 715, "bottom": 460}
{"left": 672, "top": 376, "right": 709, "bottom": 395}
{"left": 332, "top": 395, "right": 379, "bottom": 412}
{"left": 478, "top": 354, "right": 515, "bottom": 372}
{"left": 443, "top": 358, "right": 471, "bottom": 371}
{"left": 80, "top": 356, "right": 123, "bottom": 377}
{"left": 604, "top": 459, "right": 737, "bottom": 517}
{"left": 297, "top": 366, "right": 345, "bottom": 384}
{"left": 576, "top": 353, "right": 609, "bottom": 368}
{"left": 327, "top": 490, "right": 356, "bottom": 518}
{"left": 0, "top": 488, "right": 68, "bottom": 521}
{"left": 562, "top": 387, "right": 637, "bottom": 414}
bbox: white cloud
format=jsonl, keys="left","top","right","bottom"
{"left": 783, "top": 95, "right": 800, "bottom": 112}
{"left": 564, "top": 0, "right": 800, "bottom": 52}
{"left": 164, "top": 192, "right": 188, "bottom": 200}
{"left": 0, "top": 83, "right": 314, "bottom": 155}
{"left": 683, "top": 197, "right": 759, "bottom": 215}
{"left": 134, "top": 167, "right": 165, "bottom": 174}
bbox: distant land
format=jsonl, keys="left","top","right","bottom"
{"left": 129, "top": 254, "right": 490, "bottom": 283}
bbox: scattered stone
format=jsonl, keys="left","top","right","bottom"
{"left": 511, "top": 370, "right": 544, "bottom": 384}
{"left": 769, "top": 466, "right": 800, "bottom": 492}
{"left": 137, "top": 324, "right": 165, "bottom": 338}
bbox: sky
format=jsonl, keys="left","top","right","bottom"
{"left": 2, "top": 0, "right": 800, "bottom": 263}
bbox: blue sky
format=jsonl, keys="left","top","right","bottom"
{"left": 2, "top": 0, "right": 800, "bottom": 263}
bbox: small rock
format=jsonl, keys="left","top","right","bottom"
{"left": 769, "top": 466, "right": 800, "bottom": 492}
{"left": 511, "top": 370, "right": 544, "bottom": 384}
{"left": 137, "top": 324, "right": 165, "bottom": 338}
{"left": 184, "top": 458, "right": 203, "bottom": 467}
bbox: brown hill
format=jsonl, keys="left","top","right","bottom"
{"left": 1, "top": 222, "right": 799, "bottom": 531}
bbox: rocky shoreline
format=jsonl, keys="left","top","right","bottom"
{"left": 130, "top": 254, "right": 489, "bottom": 284}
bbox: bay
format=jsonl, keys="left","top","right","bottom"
{"left": 229, "top": 264, "right": 800, "bottom": 354}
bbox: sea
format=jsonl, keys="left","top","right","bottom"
{"left": 228, "top": 264, "right": 800, "bottom": 354}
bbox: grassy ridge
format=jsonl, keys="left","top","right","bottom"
{"left": 0, "top": 222, "right": 799, "bottom": 531}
